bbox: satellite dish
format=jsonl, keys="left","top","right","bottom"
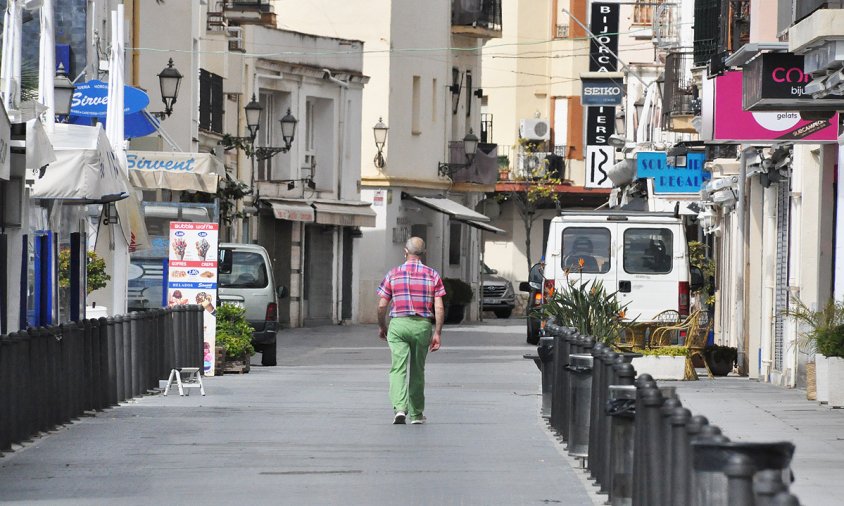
{"left": 476, "top": 198, "right": 500, "bottom": 219}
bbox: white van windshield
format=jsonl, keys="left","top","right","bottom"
{"left": 623, "top": 228, "right": 673, "bottom": 274}
{"left": 219, "top": 251, "right": 269, "bottom": 288}
{"left": 562, "top": 227, "right": 611, "bottom": 273}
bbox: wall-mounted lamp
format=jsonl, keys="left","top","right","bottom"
{"left": 53, "top": 63, "right": 75, "bottom": 117}
{"left": 152, "top": 58, "right": 183, "bottom": 119}
{"left": 437, "top": 129, "right": 480, "bottom": 178}
{"left": 373, "top": 117, "right": 388, "bottom": 169}
{"left": 221, "top": 97, "right": 297, "bottom": 161}
{"left": 473, "top": 88, "right": 483, "bottom": 98}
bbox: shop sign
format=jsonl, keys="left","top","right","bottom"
{"left": 636, "top": 151, "right": 709, "bottom": 194}
{"left": 743, "top": 52, "right": 844, "bottom": 111}
{"left": 585, "top": 146, "right": 614, "bottom": 188}
{"left": 581, "top": 78, "right": 624, "bottom": 106}
{"left": 70, "top": 80, "right": 150, "bottom": 117}
{"left": 586, "top": 106, "right": 616, "bottom": 145}
{"left": 588, "top": 3, "right": 619, "bottom": 72}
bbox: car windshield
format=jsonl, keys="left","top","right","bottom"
{"left": 481, "top": 263, "right": 495, "bottom": 275}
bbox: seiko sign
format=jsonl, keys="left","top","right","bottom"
{"left": 743, "top": 52, "right": 844, "bottom": 111}
{"left": 582, "top": 78, "right": 624, "bottom": 106}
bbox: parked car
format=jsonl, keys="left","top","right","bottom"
{"left": 217, "top": 243, "right": 287, "bottom": 366}
{"left": 481, "top": 263, "right": 516, "bottom": 318}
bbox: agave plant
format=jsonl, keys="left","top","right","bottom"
{"left": 539, "top": 279, "right": 634, "bottom": 345}
{"left": 785, "top": 296, "right": 844, "bottom": 358}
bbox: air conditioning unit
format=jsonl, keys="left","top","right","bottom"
{"left": 519, "top": 119, "right": 550, "bottom": 141}
{"left": 515, "top": 152, "right": 548, "bottom": 179}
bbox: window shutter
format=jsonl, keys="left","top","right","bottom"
{"left": 566, "top": 96, "right": 584, "bottom": 161}
{"left": 199, "top": 69, "right": 210, "bottom": 131}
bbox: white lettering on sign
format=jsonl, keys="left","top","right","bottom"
{"left": 584, "top": 87, "right": 622, "bottom": 96}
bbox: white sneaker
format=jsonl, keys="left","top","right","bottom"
{"left": 393, "top": 411, "right": 406, "bottom": 424}
{"left": 410, "top": 416, "right": 426, "bottom": 425}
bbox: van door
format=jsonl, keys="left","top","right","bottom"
{"left": 557, "top": 224, "right": 617, "bottom": 295}
{"left": 616, "top": 225, "right": 679, "bottom": 320}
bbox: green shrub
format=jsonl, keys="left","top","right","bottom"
{"left": 58, "top": 249, "right": 110, "bottom": 295}
{"left": 633, "top": 346, "right": 689, "bottom": 357}
{"left": 784, "top": 296, "right": 844, "bottom": 358}
{"left": 443, "top": 278, "right": 474, "bottom": 305}
{"left": 215, "top": 303, "right": 255, "bottom": 359}
{"left": 816, "top": 324, "right": 844, "bottom": 358}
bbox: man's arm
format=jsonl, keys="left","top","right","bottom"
{"left": 431, "top": 296, "right": 444, "bottom": 351}
{"left": 377, "top": 297, "right": 390, "bottom": 340}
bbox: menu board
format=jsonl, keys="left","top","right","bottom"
{"left": 167, "top": 222, "right": 219, "bottom": 375}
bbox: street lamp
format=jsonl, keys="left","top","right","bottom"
{"left": 220, "top": 97, "right": 298, "bottom": 162}
{"left": 156, "top": 58, "right": 183, "bottom": 118}
{"left": 280, "top": 108, "right": 297, "bottom": 151}
{"left": 438, "top": 128, "right": 482, "bottom": 178}
{"left": 373, "top": 117, "right": 388, "bottom": 169}
{"left": 53, "top": 63, "right": 75, "bottom": 117}
{"left": 244, "top": 94, "right": 263, "bottom": 140}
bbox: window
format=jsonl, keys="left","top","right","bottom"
{"left": 623, "top": 228, "right": 674, "bottom": 274}
{"left": 412, "top": 75, "right": 421, "bottom": 135}
{"left": 561, "top": 227, "right": 611, "bottom": 273}
{"left": 218, "top": 251, "right": 269, "bottom": 289}
{"left": 449, "top": 222, "right": 462, "bottom": 265}
{"left": 633, "top": 0, "right": 664, "bottom": 25}
{"left": 198, "top": 69, "right": 223, "bottom": 134}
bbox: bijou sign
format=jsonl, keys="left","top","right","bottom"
{"left": 743, "top": 52, "right": 844, "bottom": 111}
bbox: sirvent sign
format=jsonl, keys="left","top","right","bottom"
{"left": 127, "top": 151, "right": 222, "bottom": 193}
{"left": 70, "top": 80, "right": 150, "bottom": 117}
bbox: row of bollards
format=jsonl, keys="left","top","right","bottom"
{"left": 541, "top": 322, "right": 803, "bottom": 506}
{"left": 0, "top": 305, "right": 204, "bottom": 455}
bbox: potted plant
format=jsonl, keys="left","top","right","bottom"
{"left": 216, "top": 303, "right": 255, "bottom": 373}
{"left": 442, "top": 278, "right": 474, "bottom": 324}
{"left": 540, "top": 279, "right": 634, "bottom": 345}
{"left": 629, "top": 346, "right": 692, "bottom": 381}
{"left": 785, "top": 296, "right": 844, "bottom": 404}
{"left": 701, "top": 344, "right": 737, "bottom": 376}
{"left": 497, "top": 155, "right": 510, "bottom": 181}
{"left": 58, "top": 249, "right": 111, "bottom": 318}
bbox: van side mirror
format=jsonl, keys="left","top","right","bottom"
{"left": 690, "top": 267, "right": 704, "bottom": 292}
{"left": 219, "top": 249, "right": 232, "bottom": 274}
{"left": 518, "top": 281, "right": 532, "bottom": 293}
{"left": 277, "top": 286, "right": 288, "bottom": 299}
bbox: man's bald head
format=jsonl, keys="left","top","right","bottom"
{"left": 405, "top": 237, "right": 426, "bottom": 257}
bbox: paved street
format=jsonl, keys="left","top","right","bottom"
{"left": 0, "top": 320, "right": 594, "bottom": 505}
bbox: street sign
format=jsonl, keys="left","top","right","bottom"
{"left": 585, "top": 146, "right": 614, "bottom": 188}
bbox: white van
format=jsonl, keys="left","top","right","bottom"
{"left": 541, "top": 210, "right": 694, "bottom": 320}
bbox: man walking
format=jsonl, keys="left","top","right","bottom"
{"left": 377, "top": 237, "right": 445, "bottom": 424}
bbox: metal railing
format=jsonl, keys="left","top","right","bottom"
{"left": 533, "top": 322, "right": 803, "bottom": 505}
{"left": 0, "top": 306, "right": 204, "bottom": 453}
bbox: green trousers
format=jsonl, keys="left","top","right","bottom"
{"left": 387, "top": 316, "right": 432, "bottom": 419}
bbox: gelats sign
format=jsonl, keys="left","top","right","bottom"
{"left": 637, "top": 151, "right": 709, "bottom": 194}
{"left": 743, "top": 52, "right": 844, "bottom": 111}
{"left": 714, "top": 71, "right": 838, "bottom": 143}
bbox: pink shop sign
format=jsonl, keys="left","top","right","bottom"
{"left": 713, "top": 71, "right": 838, "bottom": 143}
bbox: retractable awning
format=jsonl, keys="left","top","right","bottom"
{"left": 267, "top": 199, "right": 315, "bottom": 222}
{"left": 403, "top": 194, "right": 491, "bottom": 223}
{"left": 127, "top": 150, "right": 222, "bottom": 193}
{"left": 312, "top": 201, "right": 376, "bottom": 227}
{"left": 461, "top": 220, "right": 505, "bottom": 234}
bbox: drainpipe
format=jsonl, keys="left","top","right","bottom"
{"left": 734, "top": 147, "right": 749, "bottom": 375}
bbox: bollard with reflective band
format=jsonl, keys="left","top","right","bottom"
{"left": 755, "top": 469, "right": 787, "bottom": 506}
{"left": 587, "top": 342, "right": 607, "bottom": 480}
{"left": 538, "top": 335, "right": 555, "bottom": 418}
{"left": 608, "top": 384, "right": 636, "bottom": 506}
{"left": 692, "top": 440, "right": 795, "bottom": 506}
{"left": 567, "top": 353, "right": 594, "bottom": 459}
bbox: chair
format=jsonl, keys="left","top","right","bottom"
{"left": 616, "top": 309, "right": 681, "bottom": 350}
{"left": 650, "top": 310, "right": 701, "bottom": 348}
{"left": 685, "top": 312, "right": 715, "bottom": 379}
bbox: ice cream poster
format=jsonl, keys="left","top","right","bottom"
{"left": 167, "top": 222, "right": 219, "bottom": 375}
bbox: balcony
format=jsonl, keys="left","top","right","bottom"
{"left": 452, "top": 0, "right": 502, "bottom": 39}
{"left": 662, "top": 52, "right": 699, "bottom": 133}
{"left": 221, "top": 0, "right": 277, "bottom": 27}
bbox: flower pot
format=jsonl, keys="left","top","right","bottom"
{"left": 816, "top": 354, "right": 830, "bottom": 404}
{"left": 703, "top": 349, "right": 734, "bottom": 376}
{"left": 629, "top": 355, "right": 687, "bottom": 381}
{"left": 445, "top": 304, "right": 465, "bottom": 325}
{"left": 827, "top": 356, "right": 844, "bottom": 408}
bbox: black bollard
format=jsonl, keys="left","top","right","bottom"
{"left": 549, "top": 330, "right": 565, "bottom": 435}
{"left": 755, "top": 469, "right": 787, "bottom": 506}
{"left": 631, "top": 374, "right": 656, "bottom": 506}
{"left": 58, "top": 322, "right": 74, "bottom": 424}
{"left": 682, "top": 415, "right": 710, "bottom": 506}
{"left": 554, "top": 327, "right": 576, "bottom": 440}
{"left": 114, "top": 315, "right": 125, "bottom": 402}
{"left": 567, "top": 353, "right": 594, "bottom": 460}
{"left": 587, "top": 342, "right": 608, "bottom": 481}
{"left": 608, "top": 381, "right": 636, "bottom": 505}
{"left": 18, "top": 329, "right": 35, "bottom": 442}
{"left": 164, "top": 307, "right": 175, "bottom": 372}
{"left": 129, "top": 312, "right": 140, "bottom": 398}
{"left": 28, "top": 327, "right": 48, "bottom": 435}
{"left": 122, "top": 312, "right": 132, "bottom": 400}
{"left": 96, "top": 317, "right": 109, "bottom": 409}
{"left": 659, "top": 397, "right": 682, "bottom": 506}
{"left": 538, "top": 334, "right": 555, "bottom": 418}
{"left": 105, "top": 317, "right": 118, "bottom": 407}
{"left": 771, "top": 492, "right": 801, "bottom": 505}
{"left": 690, "top": 424, "right": 729, "bottom": 506}
{"left": 71, "top": 321, "right": 86, "bottom": 420}
{"left": 0, "top": 333, "right": 13, "bottom": 451}
{"left": 45, "top": 326, "right": 61, "bottom": 431}
{"left": 725, "top": 453, "right": 756, "bottom": 506}
{"left": 642, "top": 387, "right": 666, "bottom": 506}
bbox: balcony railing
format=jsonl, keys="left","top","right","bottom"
{"left": 693, "top": 0, "right": 721, "bottom": 66}
{"left": 221, "top": 0, "right": 276, "bottom": 27}
{"left": 452, "top": 0, "right": 502, "bottom": 37}
{"left": 662, "top": 52, "right": 699, "bottom": 132}
{"left": 447, "top": 141, "right": 499, "bottom": 185}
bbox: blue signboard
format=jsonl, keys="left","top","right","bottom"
{"left": 70, "top": 80, "right": 150, "bottom": 117}
{"left": 636, "top": 151, "right": 709, "bottom": 194}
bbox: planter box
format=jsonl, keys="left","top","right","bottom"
{"left": 828, "top": 357, "right": 844, "bottom": 408}
{"left": 630, "top": 355, "right": 688, "bottom": 381}
{"left": 816, "top": 354, "right": 830, "bottom": 404}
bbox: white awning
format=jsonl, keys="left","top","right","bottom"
{"left": 313, "top": 201, "right": 376, "bottom": 227}
{"left": 32, "top": 123, "right": 127, "bottom": 202}
{"left": 404, "top": 194, "right": 491, "bottom": 222}
{"left": 461, "top": 220, "right": 505, "bottom": 234}
{"left": 268, "top": 200, "right": 315, "bottom": 222}
{"left": 127, "top": 150, "right": 222, "bottom": 193}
